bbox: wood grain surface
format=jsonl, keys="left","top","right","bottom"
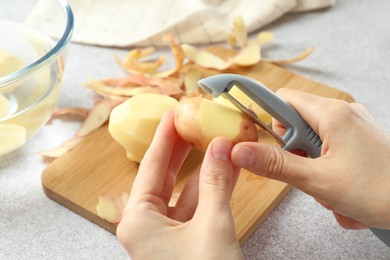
{"left": 42, "top": 58, "right": 354, "bottom": 244}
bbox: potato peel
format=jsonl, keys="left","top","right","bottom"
{"left": 96, "top": 192, "right": 129, "bottom": 224}
{"left": 153, "top": 34, "right": 185, "bottom": 78}
{"left": 231, "top": 45, "right": 261, "bottom": 66}
{"left": 39, "top": 137, "right": 83, "bottom": 159}
{"left": 182, "top": 44, "right": 230, "bottom": 70}
{"left": 184, "top": 66, "right": 202, "bottom": 95}
{"left": 77, "top": 98, "right": 113, "bottom": 137}
{"left": 86, "top": 78, "right": 161, "bottom": 97}
{"left": 148, "top": 77, "right": 184, "bottom": 96}
{"left": 51, "top": 107, "right": 90, "bottom": 120}
{"left": 126, "top": 47, "right": 155, "bottom": 60}
{"left": 183, "top": 43, "right": 263, "bottom": 69}
{"left": 250, "top": 31, "right": 274, "bottom": 46}
{"left": 231, "top": 16, "right": 248, "bottom": 48}
{"left": 101, "top": 74, "right": 149, "bottom": 87}
{"left": 264, "top": 47, "right": 314, "bottom": 65}
{"left": 116, "top": 47, "right": 167, "bottom": 75}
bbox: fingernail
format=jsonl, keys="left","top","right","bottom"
{"left": 211, "top": 139, "right": 231, "bottom": 162}
{"left": 234, "top": 146, "right": 256, "bottom": 167}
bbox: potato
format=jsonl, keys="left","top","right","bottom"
{"left": 174, "top": 96, "right": 258, "bottom": 152}
{"left": 213, "top": 85, "right": 272, "bottom": 125}
{"left": 0, "top": 95, "right": 10, "bottom": 118}
{"left": 0, "top": 123, "right": 27, "bottom": 156}
{"left": 0, "top": 49, "right": 24, "bottom": 77}
{"left": 109, "top": 94, "right": 179, "bottom": 163}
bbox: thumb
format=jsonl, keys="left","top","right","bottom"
{"left": 231, "top": 142, "right": 318, "bottom": 190}
{"left": 196, "top": 137, "right": 238, "bottom": 215}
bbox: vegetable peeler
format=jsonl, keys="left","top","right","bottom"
{"left": 198, "top": 74, "right": 390, "bottom": 247}
{"left": 198, "top": 74, "right": 322, "bottom": 158}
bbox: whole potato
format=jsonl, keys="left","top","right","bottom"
{"left": 174, "top": 96, "right": 258, "bottom": 152}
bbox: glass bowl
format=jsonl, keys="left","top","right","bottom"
{"left": 0, "top": 0, "right": 73, "bottom": 156}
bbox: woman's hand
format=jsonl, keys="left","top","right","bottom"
{"left": 117, "top": 111, "right": 243, "bottom": 260}
{"left": 231, "top": 89, "right": 390, "bottom": 230}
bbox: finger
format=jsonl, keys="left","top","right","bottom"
{"left": 275, "top": 88, "right": 339, "bottom": 137}
{"left": 333, "top": 211, "right": 370, "bottom": 230}
{"left": 131, "top": 111, "right": 177, "bottom": 199}
{"left": 272, "top": 118, "right": 286, "bottom": 137}
{"left": 231, "top": 142, "right": 323, "bottom": 195}
{"left": 170, "top": 161, "right": 240, "bottom": 223}
{"left": 230, "top": 165, "right": 241, "bottom": 192}
{"left": 168, "top": 169, "right": 200, "bottom": 222}
{"left": 315, "top": 198, "right": 334, "bottom": 211}
{"left": 195, "top": 138, "right": 236, "bottom": 216}
{"left": 271, "top": 118, "right": 307, "bottom": 157}
{"left": 160, "top": 133, "right": 192, "bottom": 205}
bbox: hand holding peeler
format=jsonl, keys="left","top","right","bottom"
{"left": 198, "top": 73, "right": 322, "bottom": 158}
{"left": 198, "top": 74, "right": 390, "bottom": 247}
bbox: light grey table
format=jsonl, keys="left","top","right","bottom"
{"left": 1, "top": 0, "right": 390, "bottom": 259}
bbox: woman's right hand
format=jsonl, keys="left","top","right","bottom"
{"left": 231, "top": 88, "right": 390, "bottom": 230}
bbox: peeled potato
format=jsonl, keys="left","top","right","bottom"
{"left": 174, "top": 96, "right": 258, "bottom": 152}
{"left": 213, "top": 85, "right": 272, "bottom": 125}
{"left": 0, "top": 49, "right": 24, "bottom": 77}
{"left": 108, "top": 93, "right": 179, "bottom": 163}
{"left": 0, "top": 123, "right": 27, "bottom": 156}
{"left": 0, "top": 95, "right": 10, "bottom": 118}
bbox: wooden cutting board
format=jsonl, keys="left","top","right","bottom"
{"left": 42, "top": 60, "right": 354, "bottom": 244}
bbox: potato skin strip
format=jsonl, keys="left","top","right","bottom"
{"left": 39, "top": 137, "right": 83, "bottom": 159}
{"left": 77, "top": 98, "right": 113, "bottom": 137}
{"left": 96, "top": 193, "right": 129, "bottom": 224}
{"left": 184, "top": 66, "right": 203, "bottom": 95}
{"left": 182, "top": 44, "right": 231, "bottom": 70}
{"left": 264, "top": 47, "right": 314, "bottom": 65}
{"left": 231, "top": 45, "right": 261, "bottom": 66}
{"left": 51, "top": 107, "right": 90, "bottom": 119}
{"left": 231, "top": 16, "right": 248, "bottom": 48}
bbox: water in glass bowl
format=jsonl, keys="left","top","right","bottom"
{"left": 0, "top": 19, "right": 64, "bottom": 156}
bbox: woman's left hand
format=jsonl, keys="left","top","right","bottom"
{"left": 117, "top": 111, "right": 244, "bottom": 260}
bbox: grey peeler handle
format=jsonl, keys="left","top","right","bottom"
{"left": 198, "top": 74, "right": 322, "bottom": 158}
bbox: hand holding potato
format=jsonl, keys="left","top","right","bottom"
{"left": 117, "top": 111, "right": 244, "bottom": 260}
{"left": 231, "top": 89, "right": 390, "bottom": 230}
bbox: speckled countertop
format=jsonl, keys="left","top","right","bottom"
{"left": 1, "top": 0, "right": 390, "bottom": 259}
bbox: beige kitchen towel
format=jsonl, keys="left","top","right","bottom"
{"left": 27, "top": 0, "right": 335, "bottom": 47}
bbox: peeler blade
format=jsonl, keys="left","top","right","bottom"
{"left": 221, "top": 92, "right": 286, "bottom": 146}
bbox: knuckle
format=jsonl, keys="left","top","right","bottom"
{"left": 320, "top": 100, "right": 360, "bottom": 128}
{"left": 323, "top": 100, "right": 349, "bottom": 120}
{"left": 350, "top": 102, "right": 371, "bottom": 118}
{"left": 203, "top": 167, "right": 231, "bottom": 191}
{"left": 262, "top": 146, "right": 285, "bottom": 179}
{"left": 349, "top": 102, "right": 366, "bottom": 111}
